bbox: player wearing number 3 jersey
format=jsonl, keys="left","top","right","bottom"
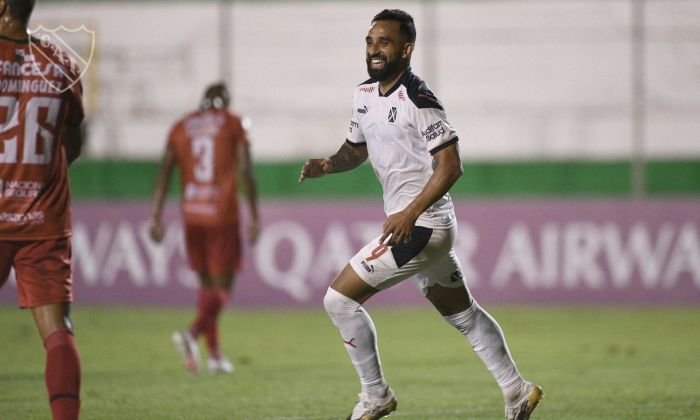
{"left": 149, "top": 83, "right": 259, "bottom": 375}
{"left": 0, "top": 0, "right": 84, "bottom": 419}
{"left": 300, "top": 9, "right": 542, "bottom": 420}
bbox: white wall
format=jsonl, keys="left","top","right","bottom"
{"left": 31, "top": 1, "right": 700, "bottom": 160}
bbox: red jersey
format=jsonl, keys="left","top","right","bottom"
{"left": 0, "top": 35, "right": 84, "bottom": 241}
{"left": 168, "top": 108, "right": 247, "bottom": 226}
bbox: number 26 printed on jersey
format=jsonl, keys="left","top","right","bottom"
{"left": 0, "top": 96, "right": 61, "bottom": 164}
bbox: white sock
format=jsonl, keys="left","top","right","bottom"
{"left": 324, "top": 288, "right": 387, "bottom": 396}
{"left": 444, "top": 300, "right": 523, "bottom": 402}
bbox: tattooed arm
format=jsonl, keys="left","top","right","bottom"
{"left": 298, "top": 140, "right": 368, "bottom": 182}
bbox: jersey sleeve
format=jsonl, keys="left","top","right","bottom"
{"left": 63, "top": 80, "right": 84, "bottom": 127}
{"left": 167, "top": 121, "right": 183, "bottom": 148}
{"left": 229, "top": 112, "right": 250, "bottom": 145}
{"left": 415, "top": 105, "right": 458, "bottom": 155}
{"left": 346, "top": 91, "right": 365, "bottom": 145}
{"left": 406, "top": 82, "right": 459, "bottom": 154}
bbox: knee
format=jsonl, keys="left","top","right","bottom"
{"left": 323, "top": 287, "right": 360, "bottom": 315}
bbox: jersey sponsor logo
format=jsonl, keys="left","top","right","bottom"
{"left": 421, "top": 121, "right": 446, "bottom": 142}
{"left": 357, "top": 106, "right": 368, "bottom": 114}
{"left": 1, "top": 180, "right": 43, "bottom": 199}
{"left": 28, "top": 25, "right": 96, "bottom": 93}
{"left": 349, "top": 120, "right": 359, "bottom": 133}
{"left": 358, "top": 85, "right": 375, "bottom": 93}
{"left": 0, "top": 58, "right": 66, "bottom": 79}
{"left": 184, "top": 183, "right": 220, "bottom": 201}
{"left": 0, "top": 210, "right": 44, "bottom": 224}
{"left": 387, "top": 107, "right": 397, "bottom": 123}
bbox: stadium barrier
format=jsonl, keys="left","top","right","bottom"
{"left": 2, "top": 199, "right": 699, "bottom": 307}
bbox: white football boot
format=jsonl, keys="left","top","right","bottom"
{"left": 346, "top": 388, "right": 397, "bottom": 420}
{"left": 207, "top": 356, "right": 234, "bottom": 374}
{"left": 172, "top": 330, "right": 200, "bottom": 374}
{"left": 505, "top": 381, "right": 543, "bottom": 420}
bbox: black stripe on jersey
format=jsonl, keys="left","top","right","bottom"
{"left": 403, "top": 70, "right": 445, "bottom": 111}
{"left": 430, "top": 137, "right": 459, "bottom": 155}
{"left": 391, "top": 226, "right": 433, "bottom": 268}
{"left": 346, "top": 139, "right": 367, "bottom": 148}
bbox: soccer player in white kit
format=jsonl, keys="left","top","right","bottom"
{"left": 300, "top": 9, "right": 543, "bottom": 420}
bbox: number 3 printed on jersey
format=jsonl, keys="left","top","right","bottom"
{"left": 0, "top": 96, "right": 61, "bottom": 164}
{"left": 192, "top": 136, "right": 214, "bottom": 182}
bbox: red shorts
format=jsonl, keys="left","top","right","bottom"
{"left": 185, "top": 224, "right": 241, "bottom": 277}
{"left": 0, "top": 238, "right": 73, "bottom": 308}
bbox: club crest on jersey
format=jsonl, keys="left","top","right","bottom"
{"left": 387, "top": 107, "right": 398, "bottom": 123}
{"left": 28, "top": 25, "right": 95, "bottom": 93}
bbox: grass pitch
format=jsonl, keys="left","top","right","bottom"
{"left": 1, "top": 304, "right": 699, "bottom": 419}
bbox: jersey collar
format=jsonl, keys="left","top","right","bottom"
{"left": 378, "top": 68, "right": 412, "bottom": 97}
{"left": 0, "top": 34, "right": 31, "bottom": 44}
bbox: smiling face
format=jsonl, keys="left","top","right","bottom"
{"left": 365, "top": 20, "right": 413, "bottom": 82}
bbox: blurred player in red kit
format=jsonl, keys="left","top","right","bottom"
{"left": 149, "top": 82, "right": 259, "bottom": 374}
{"left": 0, "top": 0, "right": 84, "bottom": 418}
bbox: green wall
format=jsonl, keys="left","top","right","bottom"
{"left": 69, "top": 159, "right": 700, "bottom": 199}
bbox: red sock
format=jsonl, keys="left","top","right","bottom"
{"left": 205, "top": 288, "right": 230, "bottom": 359}
{"left": 189, "top": 288, "right": 216, "bottom": 338}
{"left": 44, "top": 330, "right": 81, "bottom": 420}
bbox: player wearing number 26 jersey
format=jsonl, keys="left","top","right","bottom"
{"left": 150, "top": 83, "right": 259, "bottom": 375}
{"left": 0, "top": 36, "right": 82, "bottom": 240}
{"left": 0, "top": 1, "right": 84, "bottom": 419}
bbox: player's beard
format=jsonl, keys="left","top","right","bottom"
{"left": 366, "top": 54, "right": 404, "bottom": 81}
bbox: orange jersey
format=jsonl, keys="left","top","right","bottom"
{"left": 0, "top": 36, "right": 84, "bottom": 241}
{"left": 168, "top": 108, "right": 247, "bottom": 226}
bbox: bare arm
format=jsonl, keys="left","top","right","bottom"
{"left": 62, "top": 124, "right": 83, "bottom": 165}
{"left": 298, "top": 140, "right": 368, "bottom": 182}
{"left": 149, "top": 144, "right": 177, "bottom": 242}
{"left": 238, "top": 139, "right": 260, "bottom": 244}
{"left": 379, "top": 142, "right": 463, "bottom": 246}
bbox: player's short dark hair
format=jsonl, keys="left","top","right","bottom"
{"left": 6, "top": 0, "right": 35, "bottom": 23}
{"left": 203, "top": 82, "right": 228, "bottom": 99}
{"left": 372, "top": 9, "right": 416, "bottom": 44}
{"left": 201, "top": 82, "right": 230, "bottom": 109}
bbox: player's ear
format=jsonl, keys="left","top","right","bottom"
{"left": 402, "top": 43, "right": 414, "bottom": 59}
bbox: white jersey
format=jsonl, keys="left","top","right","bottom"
{"left": 346, "top": 69, "right": 459, "bottom": 229}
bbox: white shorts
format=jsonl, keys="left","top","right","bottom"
{"left": 349, "top": 223, "right": 464, "bottom": 296}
